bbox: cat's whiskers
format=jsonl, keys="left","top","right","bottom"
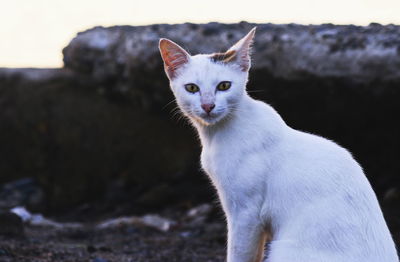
{"left": 162, "top": 98, "right": 177, "bottom": 110}
{"left": 170, "top": 106, "right": 185, "bottom": 121}
{"left": 247, "top": 89, "right": 266, "bottom": 93}
{"left": 170, "top": 104, "right": 195, "bottom": 125}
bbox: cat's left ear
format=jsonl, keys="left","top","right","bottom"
{"left": 159, "top": 38, "right": 190, "bottom": 80}
{"left": 212, "top": 27, "right": 256, "bottom": 72}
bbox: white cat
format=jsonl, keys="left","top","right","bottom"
{"left": 159, "top": 28, "right": 398, "bottom": 262}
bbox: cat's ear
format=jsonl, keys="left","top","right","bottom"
{"left": 159, "top": 39, "right": 190, "bottom": 79}
{"left": 211, "top": 27, "right": 256, "bottom": 72}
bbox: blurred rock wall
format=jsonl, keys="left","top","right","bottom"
{"left": 0, "top": 22, "right": 399, "bottom": 213}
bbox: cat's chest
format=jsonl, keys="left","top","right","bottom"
{"left": 200, "top": 142, "right": 240, "bottom": 179}
{"left": 199, "top": 133, "right": 261, "bottom": 185}
{"left": 200, "top": 137, "right": 274, "bottom": 213}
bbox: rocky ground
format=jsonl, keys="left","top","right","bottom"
{"left": 0, "top": 224, "right": 223, "bottom": 262}
{"left": 0, "top": 204, "right": 227, "bottom": 262}
{"left": 0, "top": 198, "right": 399, "bottom": 262}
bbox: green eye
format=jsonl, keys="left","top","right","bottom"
{"left": 217, "top": 81, "right": 231, "bottom": 91}
{"left": 184, "top": 83, "right": 199, "bottom": 93}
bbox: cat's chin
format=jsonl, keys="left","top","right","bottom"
{"left": 192, "top": 113, "right": 226, "bottom": 126}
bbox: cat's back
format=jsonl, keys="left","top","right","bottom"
{"left": 248, "top": 100, "right": 362, "bottom": 175}
{"left": 283, "top": 128, "right": 358, "bottom": 173}
{"left": 267, "top": 128, "right": 399, "bottom": 261}
{"left": 275, "top": 127, "right": 379, "bottom": 216}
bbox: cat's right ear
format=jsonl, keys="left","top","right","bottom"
{"left": 211, "top": 27, "right": 256, "bottom": 72}
{"left": 159, "top": 39, "right": 190, "bottom": 80}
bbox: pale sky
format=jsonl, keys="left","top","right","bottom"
{"left": 1, "top": 0, "right": 399, "bottom": 68}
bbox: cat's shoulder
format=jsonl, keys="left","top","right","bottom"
{"left": 285, "top": 128, "right": 358, "bottom": 167}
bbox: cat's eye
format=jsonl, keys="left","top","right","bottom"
{"left": 184, "top": 83, "right": 200, "bottom": 93}
{"left": 216, "top": 81, "right": 231, "bottom": 91}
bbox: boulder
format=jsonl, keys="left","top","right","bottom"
{"left": 63, "top": 22, "right": 400, "bottom": 86}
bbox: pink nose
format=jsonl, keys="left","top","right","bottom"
{"left": 201, "top": 103, "right": 215, "bottom": 114}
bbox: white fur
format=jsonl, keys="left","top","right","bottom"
{"left": 160, "top": 34, "right": 399, "bottom": 262}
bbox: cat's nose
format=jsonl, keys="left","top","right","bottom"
{"left": 201, "top": 103, "right": 215, "bottom": 114}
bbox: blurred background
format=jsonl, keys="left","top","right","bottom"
{"left": 0, "top": 0, "right": 399, "bottom": 261}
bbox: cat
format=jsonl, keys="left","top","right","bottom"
{"left": 158, "top": 27, "right": 399, "bottom": 262}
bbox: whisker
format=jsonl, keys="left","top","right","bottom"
{"left": 162, "top": 98, "right": 177, "bottom": 110}
{"left": 169, "top": 105, "right": 192, "bottom": 126}
{"left": 247, "top": 89, "right": 265, "bottom": 93}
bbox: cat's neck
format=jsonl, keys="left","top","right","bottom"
{"left": 193, "top": 94, "right": 287, "bottom": 148}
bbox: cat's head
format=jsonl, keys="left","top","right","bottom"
{"left": 159, "top": 28, "right": 256, "bottom": 126}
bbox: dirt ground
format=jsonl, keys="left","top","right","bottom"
{"left": 0, "top": 211, "right": 226, "bottom": 262}
{"left": 0, "top": 201, "right": 399, "bottom": 262}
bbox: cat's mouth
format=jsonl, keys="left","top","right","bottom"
{"left": 195, "top": 111, "right": 226, "bottom": 125}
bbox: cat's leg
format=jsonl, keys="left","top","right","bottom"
{"left": 227, "top": 214, "right": 266, "bottom": 262}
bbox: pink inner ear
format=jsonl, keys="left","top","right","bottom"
{"left": 233, "top": 41, "right": 252, "bottom": 72}
{"left": 160, "top": 40, "right": 189, "bottom": 79}
{"left": 227, "top": 27, "right": 256, "bottom": 72}
{"left": 238, "top": 51, "right": 250, "bottom": 72}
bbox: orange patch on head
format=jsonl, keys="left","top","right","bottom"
{"left": 210, "top": 50, "right": 236, "bottom": 63}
